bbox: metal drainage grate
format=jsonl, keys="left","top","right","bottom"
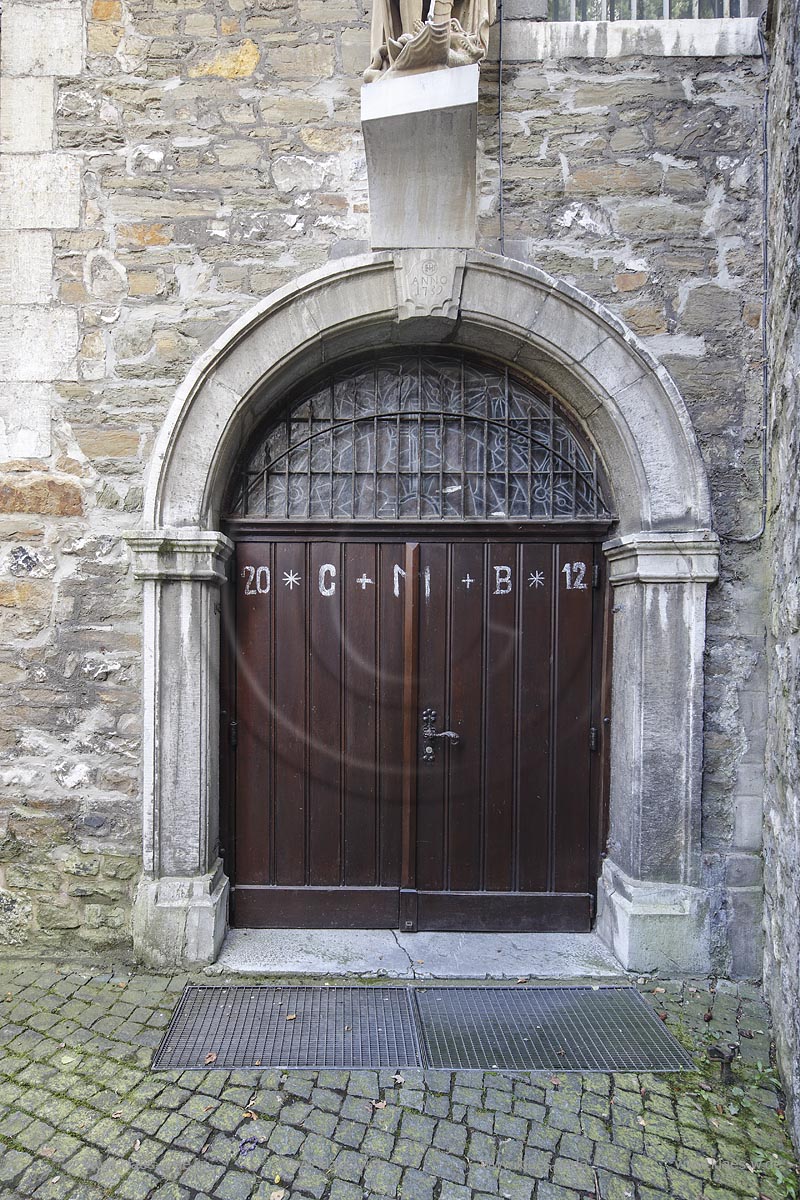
{"left": 414, "top": 986, "right": 695, "bottom": 1072}
{"left": 153, "top": 985, "right": 694, "bottom": 1073}
{"left": 152, "top": 986, "right": 423, "bottom": 1071}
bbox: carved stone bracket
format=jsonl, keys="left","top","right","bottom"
{"left": 361, "top": 64, "right": 479, "bottom": 250}
{"left": 394, "top": 249, "right": 466, "bottom": 320}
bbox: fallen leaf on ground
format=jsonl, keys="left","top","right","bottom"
{"left": 517, "top": 977, "right": 529, "bottom": 984}
{"left": 255, "top": 1060, "right": 262, "bottom": 1066}
{"left": 41, "top": 1148, "right": 55, "bottom": 1159}
{"left": 549, "top": 1077, "right": 561, "bottom": 1089}
{"left": 372, "top": 1099, "right": 387, "bottom": 1109}
{"left": 740, "top": 1029, "right": 755, "bottom": 1039}
{"left": 657, "top": 1011, "right": 668, "bottom": 1021}
{"left": 286, "top": 1014, "right": 297, "bottom": 1021}
{"left": 638, "top": 1117, "right": 646, "bottom": 1127}
{"left": 134, "top": 1139, "right": 141, "bottom": 1151}
{"left": 393, "top": 1073, "right": 405, "bottom": 1084}
{"left": 653, "top": 987, "right": 665, "bottom": 994}
{"left": 271, "top": 1191, "right": 286, "bottom": 1200}
{"left": 243, "top": 1111, "right": 257, "bottom": 1120}
{"left": 204, "top": 1052, "right": 218, "bottom": 1064}
{"left": 706, "top": 1157, "right": 717, "bottom": 1167}
{"left": 201, "top": 1144, "right": 209, "bottom": 1154}
{"left": 111, "top": 1110, "right": 124, "bottom": 1119}
{"left": 703, "top": 1009, "right": 713, "bottom": 1022}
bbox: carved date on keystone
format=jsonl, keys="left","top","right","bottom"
{"left": 394, "top": 250, "right": 466, "bottom": 321}
{"left": 409, "top": 260, "right": 449, "bottom": 299}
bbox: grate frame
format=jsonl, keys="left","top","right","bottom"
{"left": 152, "top": 985, "right": 424, "bottom": 1071}
{"left": 413, "top": 985, "right": 696, "bottom": 1073}
{"left": 152, "top": 984, "right": 695, "bottom": 1073}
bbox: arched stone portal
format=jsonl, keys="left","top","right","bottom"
{"left": 125, "top": 249, "right": 719, "bottom": 972}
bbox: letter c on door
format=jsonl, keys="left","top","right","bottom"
{"left": 319, "top": 564, "right": 337, "bottom": 596}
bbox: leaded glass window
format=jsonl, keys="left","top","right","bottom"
{"left": 226, "top": 353, "right": 610, "bottom": 521}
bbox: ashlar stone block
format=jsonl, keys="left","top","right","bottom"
{"left": 0, "top": 155, "right": 81, "bottom": 230}
{"left": 0, "top": 306, "right": 78, "bottom": 381}
{"left": 0, "top": 232, "right": 53, "bottom": 303}
{"left": 0, "top": 383, "right": 52, "bottom": 460}
{"left": 0, "top": 2, "right": 83, "bottom": 77}
{"left": 0, "top": 78, "right": 55, "bottom": 154}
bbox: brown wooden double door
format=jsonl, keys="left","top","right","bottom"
{"left": 225, "top": 533, "right": 605, "bottom": 931}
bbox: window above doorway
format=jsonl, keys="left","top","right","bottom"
{"left": 225, "top": 353, "right": 611, "bottom": 522}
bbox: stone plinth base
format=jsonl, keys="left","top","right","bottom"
{"left": 361, "top": 64, "right": 479, "bottom": 249}
{"left": 596, "top": 858, "right": 711, "bottom": 975}
{"left": 132, "top": 860, "right": 229, "bottom": 968}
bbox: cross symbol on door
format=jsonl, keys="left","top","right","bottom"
{"left": 462, "top": 574, "right": 475, "bottom": 589}
{"left": 356, "top": 574, "right": 374, "bottom": 590}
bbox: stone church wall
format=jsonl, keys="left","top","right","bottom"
{"left": 764, "top": 0, "right": 800, "bottom": 1151}
{"left": 0, "top": 0, "right": 768, "bottom": 971}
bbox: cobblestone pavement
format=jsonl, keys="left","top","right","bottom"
{"left": 0, "top": 961, "right": 797, "bottom": 1200}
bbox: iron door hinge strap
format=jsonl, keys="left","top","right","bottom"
{"left": 592, "top": 562, "right": 600, "bottom": 588}
{"left": 589, "top": 726, "right": 598, "bottom": 752}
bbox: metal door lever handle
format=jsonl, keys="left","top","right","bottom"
{"left": 421, "top": 708, "right": 460, "bottom": 761}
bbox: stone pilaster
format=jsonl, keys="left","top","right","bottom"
{"left": 596, "top": 531, "right": 719, "bottom": 974}
{"left": 124, "top": 529, "right": 233, "bottom": 967}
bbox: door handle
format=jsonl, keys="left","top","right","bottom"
{"left": 421, "top": 708, "right": 460, "bottom": 762}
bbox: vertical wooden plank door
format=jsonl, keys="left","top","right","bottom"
{"left": 230, "top": 537, "right": 598, "bottom": 930}
{"left": 413, "top": 541, "right": 597, "bottom": 931}
{"left": 232, "top": 539, "right": 406, "bottom": 926}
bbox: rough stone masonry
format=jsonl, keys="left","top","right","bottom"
{"left": 0, "top": 0, "right": 769, "bottom": 980}
{"left": 764, "top": 0, "right": 800, "bottom": 1156}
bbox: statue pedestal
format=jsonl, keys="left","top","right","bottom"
{"left": 361, "top": 64, "right": 479, "bottom": 250}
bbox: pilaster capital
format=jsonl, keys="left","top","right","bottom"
{"left": 603, "top": 530, "right": 719, "bottom": 586}
{"left": 123, "top": 527, "right": 233, "bottom": 582}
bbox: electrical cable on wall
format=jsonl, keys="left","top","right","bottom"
{"left": 497, "top": 0, "right": 506, "bottom": 255}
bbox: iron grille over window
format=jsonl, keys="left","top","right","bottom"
{"left": 226, "top": 354, "right": 610, "bottom": 521}
{"left": 548, "top": 0, "right": 742, "bottom": 17}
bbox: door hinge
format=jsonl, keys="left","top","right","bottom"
{"left": 229, "top": 720, "right": 238, "bottom": 750}
{"left": 592, "top": 562, "right": 601, "bottom": 589}
{"left": 589, "top": 726, "right": 598, "bottom": 752}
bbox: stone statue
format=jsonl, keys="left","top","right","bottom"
{"left": 364, "top": 0, "right": 496, "bottom": 82}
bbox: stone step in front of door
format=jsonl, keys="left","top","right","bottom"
{"left": 152, "top": 984, "right": 696, "bottom": 1073}
{"left": 214, "top": 928, "right": 625, "bottom": 979}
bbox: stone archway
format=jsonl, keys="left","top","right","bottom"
{"left": 125, "top": 249, "right": 718, "bottom": 972}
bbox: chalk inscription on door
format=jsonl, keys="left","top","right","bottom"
{"left": 239, "top": 561, "right": 587, "bottom": 595}
{"left": 229, "top": 539, "right": 600, "bottom": 932}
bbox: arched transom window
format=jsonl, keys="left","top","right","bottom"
{"left": 226, "top": 353, "right": 610, "bottom": 521}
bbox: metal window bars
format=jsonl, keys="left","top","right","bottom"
{"left": 225, "top": 352, "right": 611, "bottom": 523}
{"left": 548, "top": 0, "right": 741, "bottom": 18}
